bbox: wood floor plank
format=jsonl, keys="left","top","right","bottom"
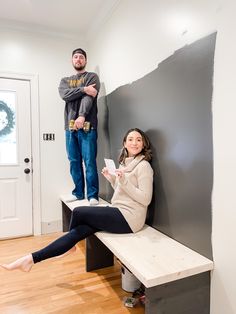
{"left": 0, "top": 233, "right": 144, "bottom": 314}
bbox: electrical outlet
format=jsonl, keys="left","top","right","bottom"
{"left": 43, "top": 133, "right": 55, "bottom": 141}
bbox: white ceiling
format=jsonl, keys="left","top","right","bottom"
{"left": 0, "top": 0, "right": 120, "bottom": 40}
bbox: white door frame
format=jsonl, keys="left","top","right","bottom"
{"left": 0, "top": 71, "right": 41, "bottom": 235}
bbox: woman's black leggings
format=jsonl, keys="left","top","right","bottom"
{"left": 32, "top": 206, "right": 132, "bottom": 263}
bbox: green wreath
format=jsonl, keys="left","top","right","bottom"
{"left": 0, "top": 100, "right": 15, "bottom": 137}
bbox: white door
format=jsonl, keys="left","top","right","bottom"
{"left": 0, "top": 78, "right": 32, "bottom": 239}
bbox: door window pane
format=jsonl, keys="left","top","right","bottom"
{"left": 0, "top": 91, "right": 17, "bottom": 164}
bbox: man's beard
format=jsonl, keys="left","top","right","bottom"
{"left": 73, "top": 63, "right": 86, "bottom": 71}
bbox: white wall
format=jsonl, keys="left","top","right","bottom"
{"left": 87, "top": 0, "right": 236, "bottom": 313}
{"left": 0, "top": 27, "right": 87, "bottom": 228}
{"left": 211, "top": 1, "right": 236, "bottom": 313}
{"left": 88, "top": 0, "right": 218, "bottom": 94}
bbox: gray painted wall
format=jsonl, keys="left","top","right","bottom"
{"left": 97, "top": 33, "right": 216, "bottom": 260}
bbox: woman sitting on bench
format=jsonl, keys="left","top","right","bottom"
{"left": 1, "top": 127, "right": 153, "bottom": 272}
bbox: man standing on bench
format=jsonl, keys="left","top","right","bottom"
{"left": 59, "top": 48, "right": 100, "bottom": 206}
{"left": 1, "top": 128, "right": 154, "bottom": 272}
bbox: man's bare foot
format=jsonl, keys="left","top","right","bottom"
{"left": 55, "top": 246, "right": 77, "bottom": 259}
{"left": 0, "top": 254, "right": 33, "bottom": 272}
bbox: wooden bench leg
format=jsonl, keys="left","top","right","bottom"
{"left": 62, "top": 202, "right": 72, "bottom": 231}
{"left": 86, "top": 235, "right": 114, "bottom": 272}
{"left": 145, "top": 272, "right": 210, "bottom": 314}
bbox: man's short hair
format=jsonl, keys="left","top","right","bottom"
{"left": 72, "top": 48, "right": 87, "bottom": 59}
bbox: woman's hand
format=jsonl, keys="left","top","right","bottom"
{"left": 114, "top": 169, "right": 123, "bottom": 178}
{"left": 102, "top": 167, "right": 125, "bottom": 183}
{"left": 101, "top": 167, "right": 113, "bottom": 181}
{"left": 115, "top": 169, "right": 125, "bottom": 183}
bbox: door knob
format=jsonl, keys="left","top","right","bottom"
{"left": 24, "top": 168, "right": 31, "bottom": 174}
{"left": 24, "top": 158, "right": 30, "bottom": 163}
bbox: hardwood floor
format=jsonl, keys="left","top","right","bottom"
{"left": 0, "top": 233, "right": 145, "bottom": 314}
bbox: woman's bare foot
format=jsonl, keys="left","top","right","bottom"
{"left": 0, "top": 254, "right": 34, "bottom": 272}
{"left": 55, "top": 246, "right": 77, "bottom": 259}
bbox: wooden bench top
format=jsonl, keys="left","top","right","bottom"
{"left": 61, "top": 196, "right": 214, "bottom": 288}
{"left": 95, "top": 226, "right": 213, "bottom": 288}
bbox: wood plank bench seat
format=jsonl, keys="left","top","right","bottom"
{"left": 61, "top": 195, "right": 214, "bottom": 314}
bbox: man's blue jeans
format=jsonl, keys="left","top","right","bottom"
{"left": 65, "top": 129, "right": 99, "bottom": 200}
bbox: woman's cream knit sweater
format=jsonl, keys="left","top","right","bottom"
{"left": 109, "top": 155, "right": 153, "bottom": 233}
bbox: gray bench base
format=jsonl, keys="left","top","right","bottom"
{"left": 86, "top": 234, "right": 114, "bottom": 271}
{"left": 145, "top": 272, "right": 210, "bottom": 314}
